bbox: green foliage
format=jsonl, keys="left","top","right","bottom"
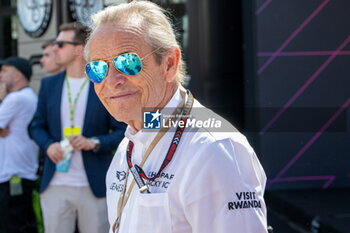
{"left": 33, "top": 189, "right": 43, "bottom": 233}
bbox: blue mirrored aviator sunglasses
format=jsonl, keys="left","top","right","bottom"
{"left": 86, "top": 48, "right": 161, "bottom": 83}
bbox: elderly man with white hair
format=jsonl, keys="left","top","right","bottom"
{"left": 84, "top": 1, "right": 268, "bottom": 233}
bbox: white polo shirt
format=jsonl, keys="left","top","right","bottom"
{"left": 0, "top": 87, "right": 39, "bottom": 183}
{"left": 106, "top": 89, "right": 268, "bottom": 233}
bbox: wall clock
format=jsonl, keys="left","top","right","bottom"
{"left": 69, "top": 0, "right": 104, "bottom": 26}
{"left": 17, "top": 0, "right": 52, "bottom": 38}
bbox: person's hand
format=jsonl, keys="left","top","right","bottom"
{"left": 0, "top": 127, "right": 9, "bottom": 137}
{"left": 47, "top": 142, "right": 64, "bottom": 164}
{"left": 0, "top": 83, "right": 7, "bottom": 101}
{"left": 69, "top": 135, "right": 97, "bottom": 151}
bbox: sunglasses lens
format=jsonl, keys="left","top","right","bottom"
{"left": 113, "top": 53, "right": 142, "bottom": 75}
{"left": 54, "top": 41, "right": 63, "bottom": 48}
{"left": 86, "top": 61, "right": 108, "bottom": 83}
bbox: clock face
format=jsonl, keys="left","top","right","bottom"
{"left": 69, "top": 0, "right": 104, "bottom": 26}
{"left": 17, "top": 0, "right": 52, "bottom": 38}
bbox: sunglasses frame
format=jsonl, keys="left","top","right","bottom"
{"left": 54, "top": 40, "right": 82, "bottom": 48}
{"left": 86, "top": 47, "right": 162, "bottom": 82}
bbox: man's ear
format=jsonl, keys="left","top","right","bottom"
{"left": 164, "top": 48, "right": 180, "bottom": 83}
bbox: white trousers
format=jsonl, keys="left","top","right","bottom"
{"left": 40, "top": 185, "right": 109, "bottom": 233}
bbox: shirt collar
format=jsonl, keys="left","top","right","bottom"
{"left": 124, "top": 87, "right": 183, "bottom": 145}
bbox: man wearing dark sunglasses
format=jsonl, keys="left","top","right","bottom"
{"left": 40, "top": 39, "right": 65, "bottom": 75}
{"left": 30, "top": 22, "right": 126, "bottom": 233}
{"left": 85, "top": 1, "right": 268, "bottom": 233}
{"left": 54, "top": 40, "right": 82, "bottom": 48}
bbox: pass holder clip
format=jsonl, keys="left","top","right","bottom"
{"left": 130, "top": 166, "right": 150, "bottom": 194}
{"left": 9, "top": 175, "right": 23, "bottom": 196}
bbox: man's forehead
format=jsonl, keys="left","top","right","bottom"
{"left": 0, "top": 65, "right": 17, "bottom": 75}
{"left": 43, "top": 46, "right": 52, "bottom": 53}
{"left": 1, "top": 65, "right": 14, "bottom": 71}
{"left": 57, "top": 30, "right": 75, "bottom": 40}
{"left": 94, "top": 23, "right": 143, "bottom": 40}
{"left": 89, "top": 25, "right": 147, "bottom": 60}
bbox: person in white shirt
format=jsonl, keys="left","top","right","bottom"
{"left": 0, "top": 56, "right": 39, "bottom": 233}
{"left": 84, "top": 1, "right": 268, "bottom": 233}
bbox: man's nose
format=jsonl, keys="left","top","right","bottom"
{"left": 103, "top": 66, "right": 127, "bottom": 87}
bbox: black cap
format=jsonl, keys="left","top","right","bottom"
{"left": 0, "top": 56, "right": 32, "bottom": 81}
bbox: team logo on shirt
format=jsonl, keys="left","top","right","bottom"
{"left": 110, "top": 170, "right": 127, "bottom": 192}
{"left": 110, "top": 170, "right": 175, "bottom": 192}
{"left": 116, "top": 171, "right": 126, "bottom": 181}
{"left": 145, "top": 171, "right": 175, "bottom": 189}
{"left": 228, "top": 192, "right": 262, "bottom": 210}
{"left": 143, "top": 110, "right": 161, "bottom": 129}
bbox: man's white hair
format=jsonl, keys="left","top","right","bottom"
{"left": 84, "top": 0, "right": 185, "bottom": 84}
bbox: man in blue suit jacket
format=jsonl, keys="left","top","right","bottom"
{"left": 30, "top": 22, "right": 126, "bottom": 233}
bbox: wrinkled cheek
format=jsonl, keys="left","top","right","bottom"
{"left": 102, "top": 100, "right": 121, "bottom": 120}
{"left": 94, "top": 84, "right": 105, "bottom": 99}
{"left": 105, "top": 99, "right": 121, "bottom": 111}
{"left": 101, "top": 99, "right": 109, "bottom": 109}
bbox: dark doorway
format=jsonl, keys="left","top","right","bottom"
{"left": 154, "top": 0, "right": 245, "bottom": 130}
{"left": 0, "top": 0, "right": 17, "bottom": 59}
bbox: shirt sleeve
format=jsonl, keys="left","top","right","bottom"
{"left": 180, "top": 137, "right": 268, "bottom": 233}
{"left": 0, "top": 94, "right": 20, "bottom": 129}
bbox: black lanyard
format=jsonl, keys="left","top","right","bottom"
{"left": 126, "top": 90, "right": 194, "bottom": 193}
